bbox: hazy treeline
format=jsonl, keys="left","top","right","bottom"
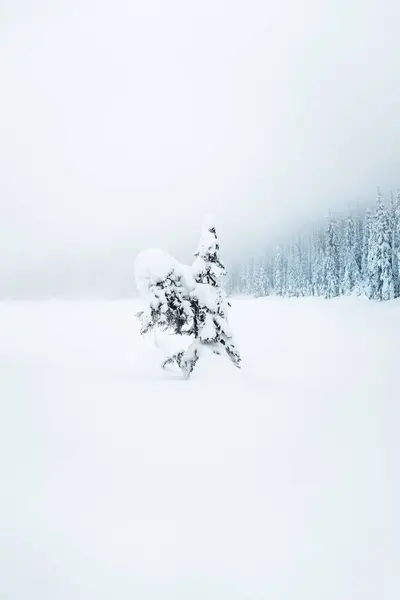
{"left": 228, "top": 189, "right": 400, "bottom": 301}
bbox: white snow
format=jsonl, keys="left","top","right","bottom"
{"left": 134, "top": 249, "right": 195, "bottom": 299}
{"left": 199, "top": 312, "right": 217, "bottom": 342}
{"left": 0, "top": 296, "right": 399, "bottom": 599}
{"left": 134, "top": 248, "right": 181, "bottom": 297}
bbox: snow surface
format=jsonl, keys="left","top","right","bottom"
{"left": 0, "top": 297, "right": 399, "bottom": 600}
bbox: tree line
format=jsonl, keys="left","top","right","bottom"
{"left": 228, "top": 189, "right": 400, "bottom": 301}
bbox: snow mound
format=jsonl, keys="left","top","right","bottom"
{"left": 134, "top": 249, "right": 194, "bottom": 299}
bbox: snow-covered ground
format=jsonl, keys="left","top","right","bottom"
{"left": 0, "top": 297, "right": 399, "bottom": 600}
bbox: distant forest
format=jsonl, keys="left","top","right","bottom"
{"left": 227, "top": 189, "right": 400, "bottom": 301}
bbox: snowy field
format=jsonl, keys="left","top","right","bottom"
{"left": 0, "top": 296, "right": 399, "bottom": 600}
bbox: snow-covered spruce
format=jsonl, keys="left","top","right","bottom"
{"left": 191, "top": 217, "right": 241, "bottom": 368}
{"left": 135, "top": 220, "right": 241, "bottom": 379}
{"left": 369, "top": 189, "right": 395, "bottom": 301}
{"left": 362, "top": 208, "right": 373, "bottom": 297}
{"left": 342, "top": 214, "right": 361, "bottom": 296}
{"left": 324, "top": 216, "right": 340, "bottom": 299}
{"left": 274, "top": 245, "right": 285, "bottom": 296}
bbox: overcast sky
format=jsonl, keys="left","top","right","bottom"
{"left": 1, "top": 0, "right": 400, "bottom": 295}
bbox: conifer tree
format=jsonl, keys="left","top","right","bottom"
{"left": 342, "top": 214, "right": 361, "bottom": 295}
{"left": 324, "top": 216, "right": 340, "bottom": 298}
{"left": 274, "top": 245, "right": 284, "bottom": 296}
{"left": 337, "top": 216, "right": 347, "bottom": 295}
{"left": 163, "top": 218, "right": 241, "bottom": 377}
{"left": 369, "top": 190, "right": 394, "bottom": 301}
{"left": 193, "top": 218, "right": 241, "bottom": 368}
{"left": 287, "top": 241, "right": 302, "bottom": 297}
{"left": 390, "top": 191, "right": 400, "bottom": 297}
{"left": 301, "top": 235, "right": 312, "bottom": 296}
{"left": 354, "top": 214, "right": 363, "bottom": 275}
{"left": 239, "top": 262, "right": 251, "bottom": 295}
{"left": 311, "top": 230, "right": 325, "bottom": 296}
{"left": 361, "top": 208, "right": 373, "bottom": 297}
{"left": 252, "top": 256, "right": 266, "bottom": 297}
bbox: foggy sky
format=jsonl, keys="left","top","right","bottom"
{"left": 1, "top": 0, "right": 400, "bottom": 296}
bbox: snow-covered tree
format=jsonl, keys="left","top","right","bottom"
{"left": 274, "top": 245, "right": 285, "bottom": 296}
{"left": 287, "top": 240, "right": 303, "bottom": 297}
{"left": 361, "top": 208, "right": 373, "bottom": 297}
{"left": 369, "top": 190, "right": 394, "bottom": 301}
{"left": 311, "top": 230, "right": 325, "bottom": 296}
{"left": 160, "top": 217, "right": 241, "bottom": 378}
{"left": 252, "top": 255, "right": 266, "bottom": 297}
{"left": 324, "top": 216, "right": 340, "bottom": 298}
{"left": 264, "top": 256, "right": 274, "bottom": 295}
{"left": 191, "top": 218, "right": 241, "bottom": 367}
{"left": 301, "top": 235, "right": 312, "bottom": 296}
{"left": 342, "top": 214, "right": 361, "bottom": 295}
{"left": 354, "top": 213, "right": 363, "bottom": 275}
{"left": 237, "top": 262, "right": 251, "bottom": 295}
{"left": 390, "top": 191, "right": 400, "bottom": 297}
